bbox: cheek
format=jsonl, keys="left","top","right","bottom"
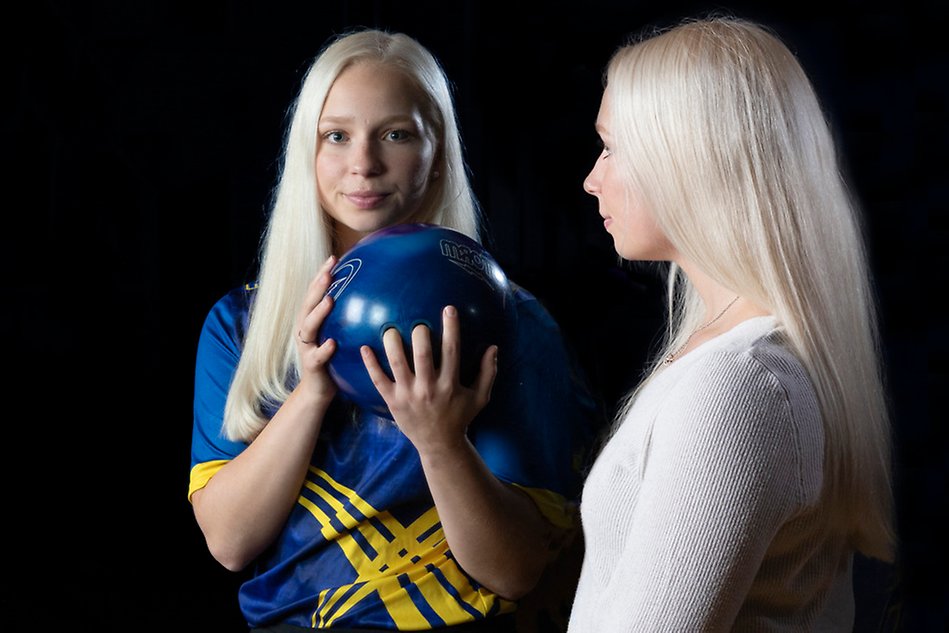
{"left": 402, "top": 146, "right": 436, "bottom": 193}
{"left": 601, "top": 171, "right": 627, "bottom": 211}
{"left": 315, "top": 152, "right": 337, "bottom": 189}
{"left": 407, "top": 161, "right": 429, "bottom": 190}
{"left": 620, "top": 200, "right": 651, "bottom": 235}
{"left": 621, "top": 207, "right": 675, "bottom": 259}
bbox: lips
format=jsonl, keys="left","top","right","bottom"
{"left": 346, "top": 191, "right": 389, "bottom": 209}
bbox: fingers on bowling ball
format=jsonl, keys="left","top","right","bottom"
{"left": 317, "top": 223, "right": 513, "bottom": 417}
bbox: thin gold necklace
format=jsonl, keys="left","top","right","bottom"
{"left": 664, "top": 295, "right": 741, "bottom": 365}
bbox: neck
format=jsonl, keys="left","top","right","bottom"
{"left": 664, "top": 261, "right": 772, "bottom": 364}
{"left": 675, "top": 260, "right": 769, "bottom": 325}
{"left": 333, "top": 225, "right": 363, "bottom": 257}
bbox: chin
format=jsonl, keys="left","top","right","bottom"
{"left": 335, "top": 207, "right": 424, "bottom": 240}
{"left": 342, "top": 215, "right": 393, "bottom": 234}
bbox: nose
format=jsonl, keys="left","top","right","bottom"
{"left": 351, "top": 139, "right": 383, "bottom": 176}
{"left": 583, "top": 164, "right": 600, "bottom": 196}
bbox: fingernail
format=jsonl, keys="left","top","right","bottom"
{"left": 445, "top": 305, "right": 457, "bottom": 317}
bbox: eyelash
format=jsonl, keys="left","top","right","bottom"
{"left": 321, "top": 129, "right": 414, "bottom": 143}
{"left": 596, "top": 138, "right": 612, "bottom": 158}
{"left": 386, "top": 130, "right": 412, "bottom": 142}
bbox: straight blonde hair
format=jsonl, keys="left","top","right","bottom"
{"left": 223, "top": 30, "right": 480, "bottom": 441}
{"left": 607, "top": 17, "right": 894, "bottom": 561}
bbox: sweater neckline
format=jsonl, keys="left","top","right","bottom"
{"left": 664, "top": 315, "right": 778, "bottom": 368}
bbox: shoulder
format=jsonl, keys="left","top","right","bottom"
{"left": 492, "top": 280, "right": 597, "bottom": 417}
{"left": 509, "top": 282, "right": 562, "bottom": 332}
{"left": 499, "top": 283, "right": 577, "bottom": 368}
{"left": 200, "top": 283, "right": 258, "bottom": 340}
{"left": 644, "top": 318, "right": 821, "bottom": 451}
{"left": 670, "top": 318, "right": 816, "bottom": 412}
{"left": 639, "top": 319, "right": 824, "bottom": 509}
{"left": 208, "top": 282, "right": 257, "bottom": 320}
{"left": 195, "top": 283, "right": 258, "bottom": 361}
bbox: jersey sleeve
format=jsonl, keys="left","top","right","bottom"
{"left": 469, "top": 287, "right": 599, "bottom": 525}
{"left": 189, "top": 287, "right": 253, "bottom": 500}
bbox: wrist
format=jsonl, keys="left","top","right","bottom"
{"left": 289, "top": 383, "right": 335, "bottom": 416}
{"left": 416, "top": 434, "right": 474, "bottom": 469}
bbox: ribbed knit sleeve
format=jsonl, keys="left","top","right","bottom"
{"left": 568, "top": 319, "right": 845, "bottom": 633}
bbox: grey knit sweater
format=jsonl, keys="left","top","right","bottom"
{"left": 568, "top": 317, "right": 854, "bottom": 632}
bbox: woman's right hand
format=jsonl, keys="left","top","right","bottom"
{"left": 295, "top": 255, "right": 339, "bottom": 403}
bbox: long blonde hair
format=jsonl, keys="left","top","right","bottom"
{"left": 223, "top": 30, "right": 480, "bottom": 441}
{"left": 607, "top": 17, "right": 894, "bottom": 561}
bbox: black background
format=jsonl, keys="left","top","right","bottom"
{"left": 6, "top": 1, "right": 944, "bottom": 631}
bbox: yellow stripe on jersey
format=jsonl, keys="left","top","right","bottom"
{"left": 188, "top": 459, "right": 228, "bottom": 502}
{"left": 300, "top": 476, "right": 366, "bottom": 540}
{"left": 513, "top": 484, "right": 575, "bottom": 530}
{"left": 310, "top": 464, "right": 380, "bottom": 520}
{"left": 331, "top": 574, "right": 429, "bottom": 629}
{"left": 302, "top": 467, "right": 514, "bottom": 629}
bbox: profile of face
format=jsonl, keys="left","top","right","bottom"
{"left": 316, "top": 61, "right": 438, "bottom": 254}
{"left": 584, "top": 90, "right": 673, "bottom": 262}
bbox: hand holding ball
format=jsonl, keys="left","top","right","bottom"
{"left": 318, "top": 224, "right": 514, "bottom": 417}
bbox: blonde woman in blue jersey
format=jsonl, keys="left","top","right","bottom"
{"left": 189, "top": 30, "right": 595, "bottom": 632}
{"left": 568, "top": 17, "right": 895, "bottom": 632}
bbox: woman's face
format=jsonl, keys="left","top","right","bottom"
{"left": 584, "top": 91, "right": 673, "bottom": 261}
{"left": 316, "top": 62, "right": 437, "bottom": 253}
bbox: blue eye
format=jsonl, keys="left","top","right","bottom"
{"left": 386, "top": 130, "right": 411, "bottom": 142}
{"left": 324, "top": 131, "right": 347, "bottom": 143}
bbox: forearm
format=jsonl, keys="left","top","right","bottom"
{"left": 192, "top": 387, "right": 331, "bottom": 571}
{"left": 419, "top": 437, "right": 553, "bottom": 600}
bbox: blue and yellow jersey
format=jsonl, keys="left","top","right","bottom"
{"left": 189, "top": 284, "right": 596, "bottom": 629}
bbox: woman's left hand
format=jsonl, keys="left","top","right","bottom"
{"left": 363, "top": 305, "right": 550, "bottom": 600}
{"left": 361, "top": 305, "right": 498, "bottom": 453}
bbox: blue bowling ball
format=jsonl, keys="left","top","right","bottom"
{"left": 318, "top": 223, "right": 515, "bottom": 418}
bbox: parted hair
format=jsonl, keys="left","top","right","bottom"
{"left": 223, "top": 29, "right": 480, "bottom": 441}
{"left": 607, "top": 17, "right": 894, "bottom": 561}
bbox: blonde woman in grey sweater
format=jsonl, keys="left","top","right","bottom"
{"left": 568, "top": 17, "right": 895, "bottom": 632}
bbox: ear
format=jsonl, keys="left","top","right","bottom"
{"left": 430, "top": 147, "right": 444, "bottom": 181}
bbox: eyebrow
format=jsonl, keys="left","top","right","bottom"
{"left": 318, "top": 114, "right": 420, "bottom": 127}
